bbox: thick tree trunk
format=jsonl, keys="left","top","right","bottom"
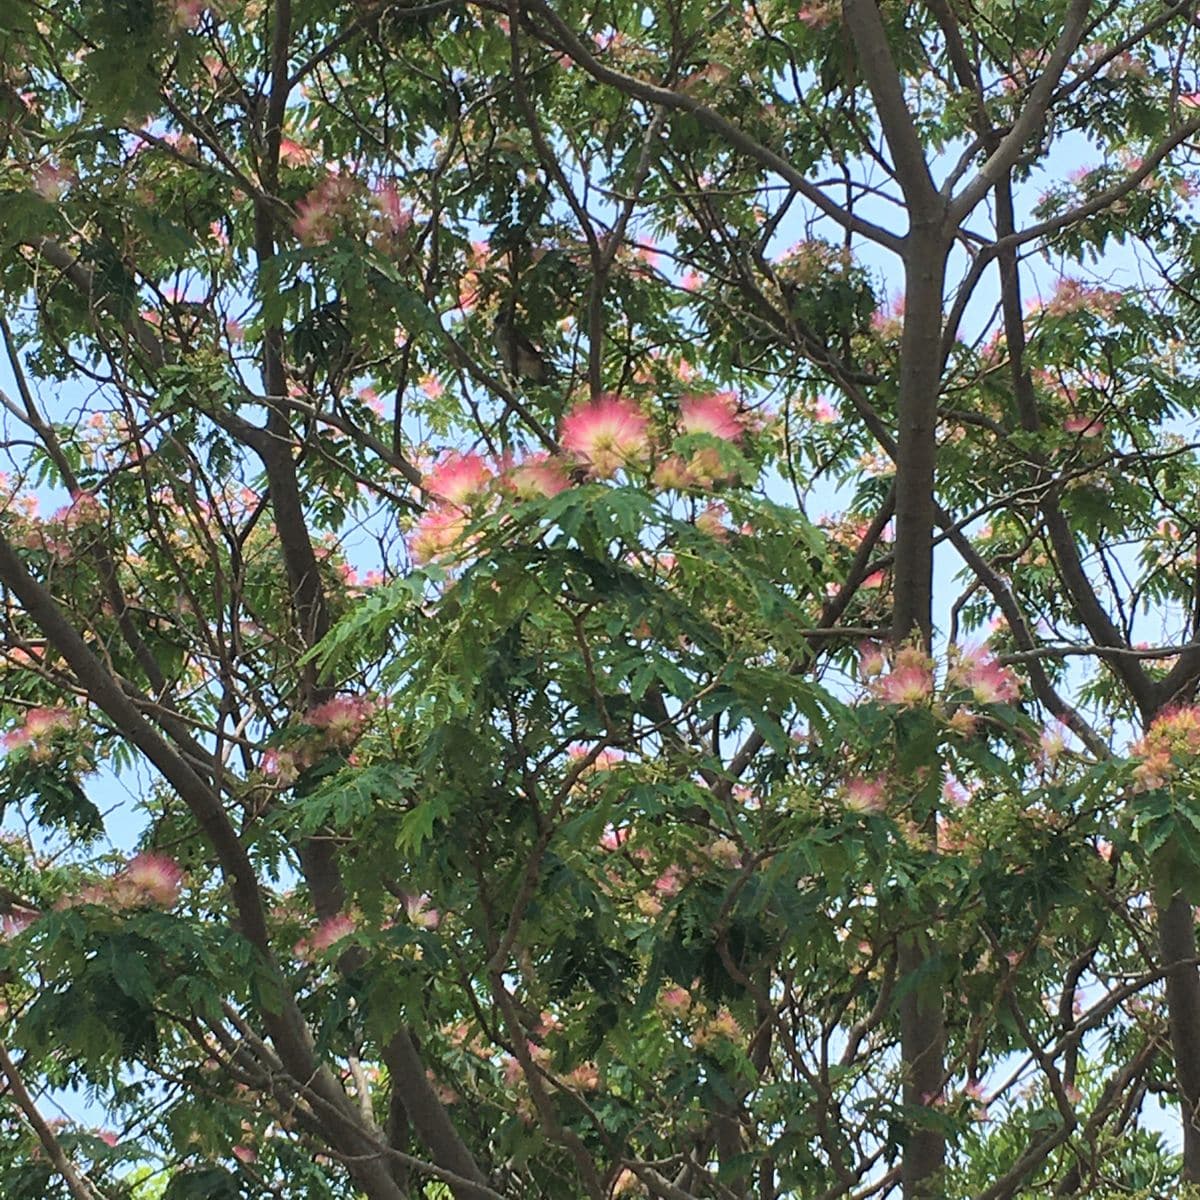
{"left": 1160, "top": 884, "right": 1200, "bottom": 1177}
{"left": 893, "top": 228, "right": 950, "bottom": 1199}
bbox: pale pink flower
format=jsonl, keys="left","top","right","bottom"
{"left": 947, "top": 645, "right": 1020, "bottom": 705}
{"left": 292, "top": 174, "right": 359, "bottom": 245}
{"left": 680, "top": 270, "right": 702, "bottom": 292}
{"left": 506, "top": 452, "right": 570, "bottom": 499}
{"left": 423, "top": 452, "right": 492, "bottom": 507}
{"left": 1131, "top": 705, "right": 1200, "bottom": 790}
{"left": 659, "top": 986, "right": 692, "bottom": 1016}
{"left": 306, "top": 695, "right": 374, "bottom": 745}
{"left": 261, "top": 748, "right": 300, "bottom": 785}
{"left": 797, "top": 3, "right": 836, "bottom": 28}
{"left": 279, "top": 138, "right": 315, "bottom": 166}
{"left": 679, "top": 391, "right": 742, "bottom": 441}
{"left": 1063, "top": 414, "right": 1104, "bottom": 438}
{"left": 358, "top": 387, "right": 386, "bottom": 416}
{"left": 871, "top": 647, "right": 934, "bottom": 707}
{"left": 121, "top": 853, "right": 184, "bottom": 908}
{"left": 560, "top": 394, "right": 650, "bottom": 478}
{"left": 419, "top": 374, "right": 444, "bottom": 399}
{"left": 373, "top": 181, "right": 412, "bottom": 235}
{"left": 695, "top": 502, "right": 730, "bottom": 539}
{"left": 653, "top": 455, "right": 696, "bottom": 490}
{"left": 810, "top": 396, "right": 838, "bottom": 423}
{"left": 858, "top": 642, "right": 886, "bottom": 680}
{"left": 564, "top": 1061, "right": 600, "bottom": 1091}
{"left": 599, "top": 825, "right": 630, "bottom": 851}
{"left": 694, "top": 1007, "right": 740, "bottom": 1045}
{"left": 653, "top": 866, "right": 683, "bottom": 897}
{"left": 403, "top": 893, "right": 441, "bottom": 930}
{"left": 843, "top": 775, "right": 888, "bottom": 813}
{"left": 310, "top": 913, "right": 356, "bottom": 954}
{"left": 408, "top": 508, "right": 468, "bottom": 564}
{"left": 942, "top": 775, "right": 969, "bottom": 808}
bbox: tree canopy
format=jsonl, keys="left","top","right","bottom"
{"left": 2, "top": 1, "right": 1200, "bottom": 1197}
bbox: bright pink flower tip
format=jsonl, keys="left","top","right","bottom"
{"left": 507, "top": 451, "right": 570, "bottom": 499}
{"left": 679, "top": 391, "right": 743, "bottom": 441}
{"left": 123, "top": 853, "right": 184, "bottom": 907}
{"left": 844, "top": 775, "right": 888, "bottom": 813}
{"left": 423, "top": 452, "right": 492, "bottom": 507}
{"left": 310, "top": 913, "right": 356, "bottom": 953}
{"left": 408, "top": 507, "right": 468, "bottom": 564}
{"left": 561, "top": 394, "right": 650, "bottom": 478}
{"left": 306, "top": 695, "right": 375, "bottom": 744}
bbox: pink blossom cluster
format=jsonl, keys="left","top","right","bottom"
{"left": 306, "top": 694, "right": 376, "bottom": 746}
{"left": 860, "top": 641, "right": 1020, "bottom": 712}
{"left": 2, "top": 706, "right": 74, "bottom": 761}
{"left": 260, "top": 694, "right": 376, "bottom": 784}
{"left": 407, "top": 392, "right": 752, "bottom": 564}
{"left": 868, "top": 645, "right": 935, "bottom": 708}
{"left": 1028, "top": 277, "right": 1121, "bottom": 320}
{"left": 796, "top": 2, "right": 836, "bottom": 28}
{"left": 294, "top": 912, "right": 356, "bottom": 960}
{"left": 64, "top": 852, "right": 184, "bottom": 911}
{"left": 945, "top": 644, "right": 1021, "bottom": 705}
{"left": 1130, "top": 705, "right": 1200, "bottom": 791}
{"left": 402, "top": 892, "right": 441, "bottom": 929}
{"left": 561, "top": 393, "right": 652, "bottom": 477}
{"left": 293, "top": 172, "right": 362, "bottom": 245}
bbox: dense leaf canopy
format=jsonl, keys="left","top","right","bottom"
{"left": 2, "top": 1, "right": 1200, "bottom": 1198}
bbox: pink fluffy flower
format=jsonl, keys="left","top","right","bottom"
{"left": 810, "top": 396, "right": 838, "bottom": 423}
{"left": 858, "top": 642, "right": 886, "bottom": 680}
{"left": 947, "top": 645, "right": 1020, "bottom": 705}
{"left": 1063, "top": 414, "right": 1105, "bottom": 438}
{"left": 408, "top": 507, "right": 468, "bottom": 564}
{"left": 561, "top": 394, "right": 650, "bottom": 477}
{"left": 653, "top": 866, "right": 684, "bottom": 897}
{"left": 679, "top": 391, "right": 743, "bottom": 441}
{"left": 403, "top": 893, "right": 441, "bottom": 930}
{"left": 653, "top": 455, "right": 696, "bottom": 490}
{"left": 599, "top": 825, "right": 630, "bottom": 851}
{"left": 506, "top": 452, "right": 570, "bottom": 499}
{"left": 423, "top": 452, "right": 492, "bottom": 508}
{"left": 372, "top": 180, "right": 412, "bottom": 235}
{"left": 293, "top": 914, "right": 356, "bottom": 960}
{"left": 844, "top": 775, "right": 888, "bottom": 813}
{"left": 695, "top": 502, "right": 730, "bottom": 539}
{"left": 293, "top": 174, "right": 359, "bottom": 245}
{"left": 659, "top": 986, "right": 692, "bottom": 1016}
{"left": 260, "top": 748, "right": 300, "bottom": 786}
{"left": 306, "top": 695, "right": 374, "bottom": 745}
{"left": 279, "top": 138, "right": 314, "bottom": 166}
{"left": 120, "top": 853, "right": 184, "bottom": 908}
{"left": 1131, "top": 705, "right": 1200, "bottom": 790}
{"left": 870, "top": 647, "right": 934, "bottom": 708}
